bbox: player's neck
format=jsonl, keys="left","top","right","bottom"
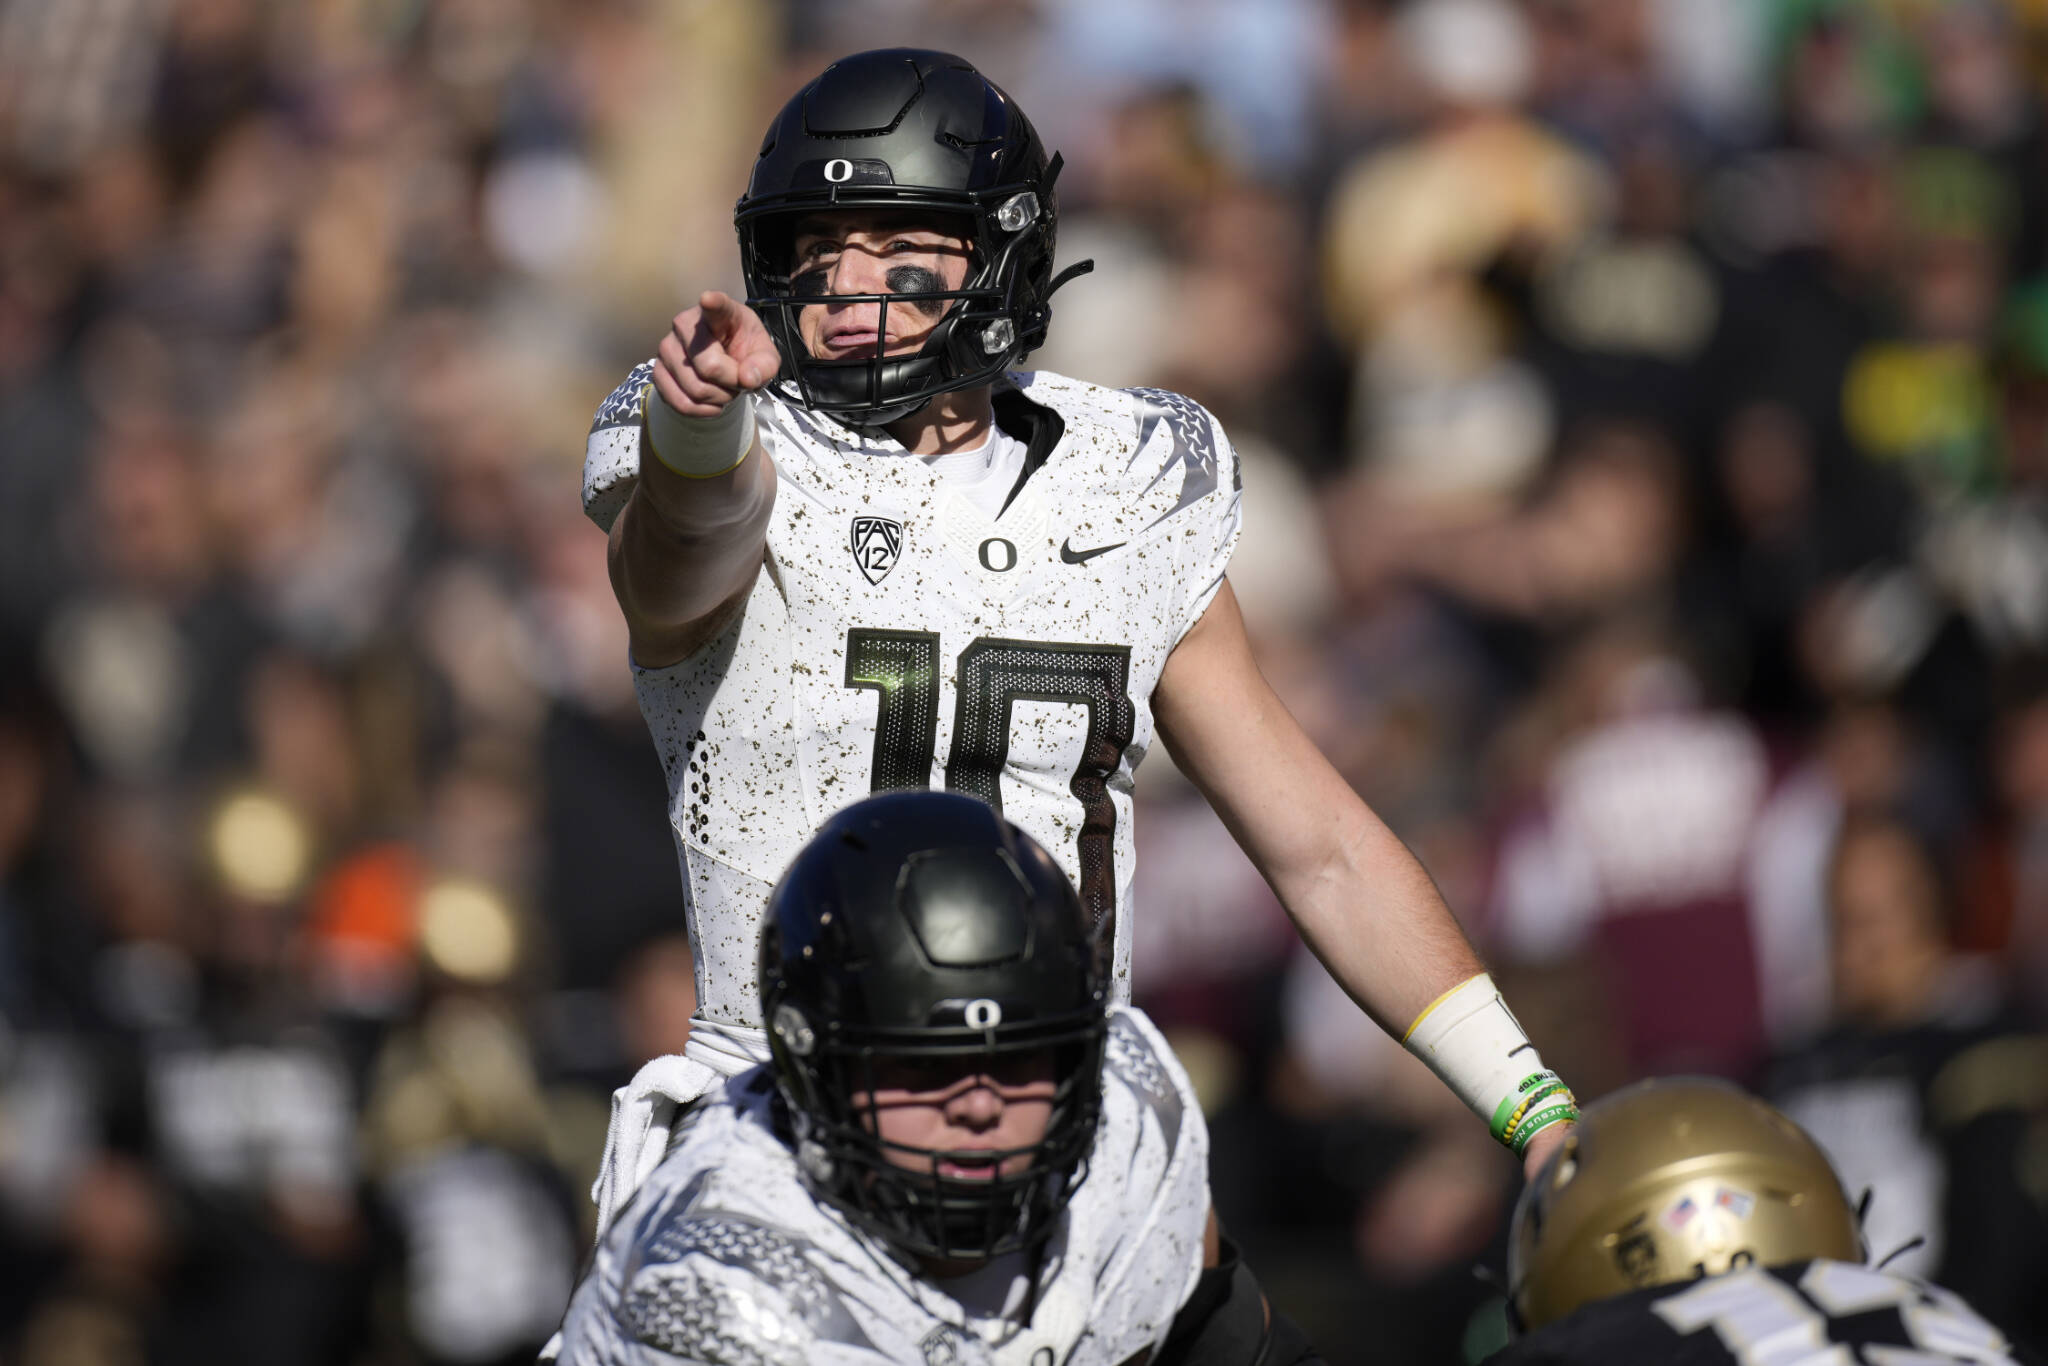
{"left": 884, "top": 386, "right": 994, "bottom": 456}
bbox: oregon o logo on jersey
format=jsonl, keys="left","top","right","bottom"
{"left": 850, "top": 516, "right": 903, "bottom": 584}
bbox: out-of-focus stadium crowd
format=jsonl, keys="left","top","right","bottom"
{"left": 3, "top": 0, "right": 2048, "bottom": 1362}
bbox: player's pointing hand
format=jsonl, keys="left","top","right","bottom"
{"left": 654, "top": 291, "right": 781, "bottom": 419}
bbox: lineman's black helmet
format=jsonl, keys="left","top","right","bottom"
{"left": 735, "top": 49, "right": 1091, "bottom": 427}
{"left": 758, "top": 791, "right": 1109, "bottom": 1261}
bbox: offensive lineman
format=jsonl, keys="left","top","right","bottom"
{"left": 1494, "top": 1077, "right": 2042, "bottom": 1366}
{"left": 580, "top": 48, "right": 1576, "bottom": 1228}
{"left": 556, "top": 792, "right": 1321, "bottom": 1365}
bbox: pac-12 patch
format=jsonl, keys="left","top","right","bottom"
{"left": 851, "top": 516, "right": 903, "bottom": 585}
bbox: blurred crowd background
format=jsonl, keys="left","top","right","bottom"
{"left": 4, "top": 0, "right": 2048, "bottom": 1363}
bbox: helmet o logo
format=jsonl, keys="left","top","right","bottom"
{"left": 978, "top": 538, "right": 1017, "bottom": 572}
{"left": 964, "top": 998, "right": 1003, "bottom": 1029}
{"left": 773, "top": 1002, "right": 816, "bottom": 1056}
{"left": 824, "top": 158, "right": 854, "bottom": 183}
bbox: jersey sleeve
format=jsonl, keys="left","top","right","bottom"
{"left": 585, "top": 360, "right": 656, "bottom": 535}
{"left": 610, "top": 1239, "right": 865, "bottom": 1366}
{"left": 558, "top": 1186, "right": 895, "bottom": 1366}
{"left": 1078, "top": 1005, "right": 1213, "bottom": 1362}
{"left": 1185, "top": 412, "right": 1243, "bottom": 639}
{"left": 1122, "top": 388, "right": 1243, "bottom": 642}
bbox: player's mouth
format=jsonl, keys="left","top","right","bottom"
{"left": 821, "top": 327, "right": 884, "bottom": 358}
{"left": 935, "top": 1149, "right": 1037, "bottom": 1181}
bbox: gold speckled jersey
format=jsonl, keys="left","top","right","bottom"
{"left": 582, "top": 370, "right": 1243, "bottom": 1033}
{"left": 554, "top": 1007, "right": 1211, "bottom": 1366}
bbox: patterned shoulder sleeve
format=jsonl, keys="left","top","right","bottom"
{"left": 609, "top": 1191, "right": 888, "bottom": 1366}
{"left": 1072, "top": 1006, "right": 1211, "bottom": 1360}
{"left": 1120, "top": 387, "right": 1243, "bottom": 640}
{"left": 1102, "top": 1005, "right": 1203, "bottom": 1164}
{"left": 584, "top": 360, "right": 655, "bottom": 535}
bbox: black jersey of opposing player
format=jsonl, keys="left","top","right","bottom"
{"left": 1762, "top": 1012, "right": 2048, "bottom": 1351}
{"left": 1488, "top": 1260, "right": 2043, "bottom": 1366}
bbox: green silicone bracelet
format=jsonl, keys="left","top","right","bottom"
{"left": 1510, "top": 1100, "right": 1579, "bottom": 1156}
{"left": 1490, "top": 1072, "right": 1568, "bottom": 1144}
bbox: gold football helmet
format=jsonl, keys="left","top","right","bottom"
{"left": 1508, "top": 1077, "right": 1863, "bottom": 1331}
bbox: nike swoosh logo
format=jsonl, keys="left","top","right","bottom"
{"left": 1060, "top": 537, "right": 1126, "bottom": 565}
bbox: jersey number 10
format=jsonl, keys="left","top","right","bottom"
{"left": 845, "top": 628, "right": 1134, "bottom": 935}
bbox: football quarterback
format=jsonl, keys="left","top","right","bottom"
{"left": 1493, "top": 1077, "right": 2042, "bottom": 1366}
{"left": 581, "top": 47, "right": 1576, "bottom": 1230}
{"left": 554, "top": 792, "right": 1321, "bottom": 1366}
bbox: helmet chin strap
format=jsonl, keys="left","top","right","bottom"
{"left": 788, "top": 297, "right": 964, "bottom": 428}
{"left": 833, "top": 393, "right": 932, "bottom": 432}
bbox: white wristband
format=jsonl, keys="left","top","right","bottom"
{"left": 1403, "top": 973, "right": 1575, "bottom": 1151}
{"left": 644, "top": 385, "right": 755, "bottom": 479}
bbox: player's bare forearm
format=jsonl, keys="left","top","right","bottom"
{"left": 608, "top": 446, "right": 776, "bottom": 667}
{"left": 1152, "top": 580, "right": 1484, "bottom": 1034}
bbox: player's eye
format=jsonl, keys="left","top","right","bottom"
{"left": 984, "top": 1050, "right": 1056, "bottom": 1089}
{"left": 868, "top": 1055, "right": 961, "bottom": 1093}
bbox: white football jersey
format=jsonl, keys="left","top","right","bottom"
{"left": 584, "top": 370, "right": 1243, "bottom": 1034}
{"left": 554, "top": 1007, "right": 1211, "bottom": 1366}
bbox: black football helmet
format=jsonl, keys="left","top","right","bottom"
{"left": 735, "top": 48, "right": 1092, "bottom": 427}
{"left": 758, "top": 791, "right": 1109, "bottom": 1261}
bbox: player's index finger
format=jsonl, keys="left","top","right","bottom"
{"left": 739, "top": 330, "right": 781, "bottom": 388}
{"left": 699, "top": 290, "right": 745, "bottom": 337}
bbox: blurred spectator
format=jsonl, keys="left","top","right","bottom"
{"left": 1748, "top": 696, "right": 1969, "bottom": 1046}
{"left": 1322, "top": 0, "right": 1608, "bottom": 513}
{"left": 362, "top": 983, "right": 580, "bottom": 1366}
{"left": 1485, "top": 616, "right": 1775, "bottom": 1079}
{"left": 1977, "top": 684, "right": 2048, "bottom": 1010}
{"left": 1765, "top": 814, "right": 2048, "bottom": 1354}
{"left": 4, "top": 3, "right": 2048, "bottom": 1363}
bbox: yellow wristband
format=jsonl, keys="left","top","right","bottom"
{"left": 1404, "top": 973, "right": 1485, "bottom": 1043}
